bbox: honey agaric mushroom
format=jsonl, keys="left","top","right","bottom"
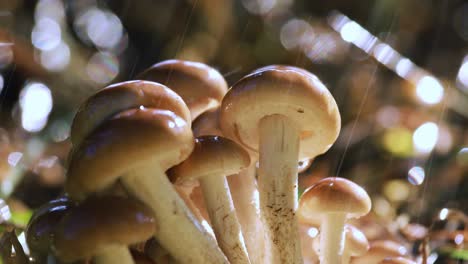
{"left": 169, "top": 136, "right": 251, "bottom": 264}
{"left": 70, "top": 80, "right": 191, "bottom": 146}
{"left": 342, "top": 225, "right": 369, "bottom": 264}
{"left": 26, "top": 196, "right": 74, "bottom": 261}
{"left": 138, "top": 59, "right": 228, "bottom": 120}
{"left": 221, "top": 66, "right": 341, "bottom": 263}
{"left": 299, "top": 177, "right": 371, "bottom": 264}
{"left": 379, "top": 257, "right": 416, "bottom": 264}
{"left": 194, "top": 108, "right": 267, "bottom": 263}
{"left": 66, "top": 108, "right": 228, "bottom": 263}
{"left": 351, "top": 240, "right": 407, "bottom": 264}
{"left": 53, "top": 196, "right": 156, "bottom": 264}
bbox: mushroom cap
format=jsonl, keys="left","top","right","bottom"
{"left": 351, "top": 240, "right": 407, "bottom": 264}
{"left": 344, "top": 225, "right": 369, "bottom": 257}
{"left": 138, "top": 59, "right": 228, "bottom": 120}
{"left": 53, "top": 196, "right": 156, "bottom": 262}
{"left": 220, "top": 65, "right": 340, "bottom": 159}
{"left": 299, "top": 177, "right": 371, "bottom": 218}
{"left": 192, "top": 108, "right": 223, "bottom": 137}
{"left": 26, "top": 196, "right": 74, "bottom": 255}
{"left": 168, "top": 135, "right": 250, "bottom": 184}
{"left": 70, "top": 80, "right": 191, "bottom": 146}
{"left": 379, "top": 257, "right": 416, "bottom": 264}
{"left": 66, "top": 108, "right": 194, "bottom": 200}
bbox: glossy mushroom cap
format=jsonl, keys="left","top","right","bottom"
{"left": 26, "top": 197, "right": 74, "bottom": 255}
{"left": 220, "top": 66, "right": 340, "bottom": 159}
{"left": 192, "top": 108, "right": 223, "bottom": 137}
{"left": 351, "top": 240, "right": 407, "bottom": 264}
{"left": 138, "top": 59, "right": 228, "bottom": 120}
{"left": 379, "top": 257, "right": 416, "bottom": 264}
{"left": 169, "top": 136, "right": 250, "bottom": 184}
{"left": 344, "top": 225, "right": 369, "bottom": 257}
{"left": 66, "top": 108, "right": 194, "bottom": 199}
{"left": 53, "top": 196, "right": 156, "bottom": 262}
{"left": 70, "top": 80, "right": 191, "bottom": 146}
{"left": 299, "top": 177, "right": 371, "bottom": 218}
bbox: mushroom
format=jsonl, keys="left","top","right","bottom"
{"left": 67, "top": 108, "right": 228, "bottom": 263}
{"left": 130, "top": 249, "right": 157, "bottom": 264}
{"left": 137, "top": 59, "right": 228, "bottom": 120}
{"left": 169, "top": 136, "right": 251, "bottom": 264}
{"left": 299, "top": 177, "right": 371, "bottom": 264}
{"left": 193, "top": 108, "right": 267, "bottom": 263}
{"left": 351, "top": 240, "right": 407, "bottom": 264}
{"left": 53, "top": 196, "right": 156, "bottom": 264}
{"left": 70, "top": 80, "right": 191, "bottom": 147}
{"left": 379, "top": 257, "right": 416, "bottom": 264}
{"left": 342, "top": 225, "right": 369, "bottom": 264}
{"left": 220, "top": 65, "right": 341, "bottom": 263}
{"left": 26, "top": 196, "right": 74, "bottom": 261}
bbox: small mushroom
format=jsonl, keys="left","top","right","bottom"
{"left": 169, "top": 136, "right": 251, "bottom": 264}
{"left": 138, "top": 59, "right": 228, "bottom": 120}
{"left": 53, "top": 195, "right": 156, "bottom": 264}
{"left": 220, "top": 65, "right": 341, "bottom": 263}
{"left": 342, "top": 225, "right": 369, "bottom": 264}
{"left": 193, "top": 108, "right": 267, "bottom": 263}
{"left": 351, "top": 240, "right": 407, "bottom": 264}
{"left": 67, "top": 108, "right": 228, "bottom": 263}
{"left": 26, "top": 196, "right": 74, "bottom": 261}
{"left": 299, "top": 177, "right": 371, "bottom": 264}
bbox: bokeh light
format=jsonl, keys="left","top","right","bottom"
{"left": 7, "top": 152, "right": 22, "bottom": 167}
{"left": 19, "top": 82, "right": 53, "bottom": 132}
{"left": 280, "top": 19, "right": 314, "bottom": 51}
{"left": 395, "top": 58, "right": 414, "bottom": 78}
{"left": 415, "top": 76, "right": 444, "bottom": 105}
{"left": 383, "top": 180, "right": 411, "bottom": 202}
{"left": 31, "top": 18, "right": 61, "bottom": 51}
{"left": 408, "top": 166, "right": 425, "bottom": 185}
{"left": 456, "top": 55, "right": 468, "bottom": 91}
{"left": 241, "top": 0, "right": 277, "bottom": 15}
{"left": 0, "top": 74, "right": 4, "bottom": 93}
{"left": 413, "top": 122, "right": 439, "bottom": 154}
{"left": 86, "top": 52, "right": 119, "bottom": 84}
{"left": 40, "top": 41, "right": 70, "bottom": 71}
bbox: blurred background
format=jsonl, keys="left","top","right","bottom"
{"left": 0, "top": 0, "right": 466, "bottom": 261}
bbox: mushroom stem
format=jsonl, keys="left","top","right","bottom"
{"left": 229, "top": 164, "right": 267, "bottom": 263}
{"left": 95, "top": 245, "right": 134, "bottom": 264}
{"left": 122, "top": 165, "right": 229, "bottom": 263}
{"left": 342, "top": 252, "right": 351, "bottom": 264}
{"left": 174, "top": 185, "right": 215, "bottom": 237}
{"left": 199, "top": 173, "right": 251, "bottom": 264}
{"left": 320, "top": 213, "right": 346, "bottom": 264}
{"left": 258, "top": 114, "right": 302, "bottom": 264}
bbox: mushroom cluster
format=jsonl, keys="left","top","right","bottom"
{"left": 19, "top": 60, "right": 425, "bottom": 264}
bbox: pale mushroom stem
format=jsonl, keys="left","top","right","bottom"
{"left": 95, "top": 245, "right": 134, "bottom": 264}
{"left": 199, "top": 173, "right": 251, "bottom": 264}
{"left": 342, "top": 252, "right": 352, "bottom": 264}
{"left": 229, "top": 164, "right": 267, "bottom": 264}
{"left": 121, "top": 165, "right": 229, "bottom": 263}
{"left": 174, "top": 185, "right": 215, "bottom": 237}
{"left": 320, "top": 213, "right": 346, "bottom": 264}
{"left": 258, "top": 114, "right": 303, "bottom": 264}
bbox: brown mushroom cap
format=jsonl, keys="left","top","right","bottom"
{"left": 220, "top": 66, "right": 340, "bottom": 159}
{"left": 138, "top": 59, "right": 228, "bottom": 120}
{"left": 70, "top": 80, "right": 191, "bottom": 146}
{"left": 53, "top": 196, "right": 156, "bottom": 262}
{"left": 168, "top": 136, "right": 250, "bottom": 184}
{"left": 352, "top": 240, "right": 407, "bottom": 264}
{"left": 299, "top": 177, "right": 371, "bottom": 218}
{"left": 379, "top": 257, "right": 416, "bottom": 264}
{"left": 192, "top": 108, "right": 223, "bottom": 137}
{"left": 344, "top": 225, "right": 369, "bottom": 257}
{"left": 26, "top": 197, "right": 74, "bottom": 255}
{"left": 66, "top": 108, "right": 194, "bottom": 199}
